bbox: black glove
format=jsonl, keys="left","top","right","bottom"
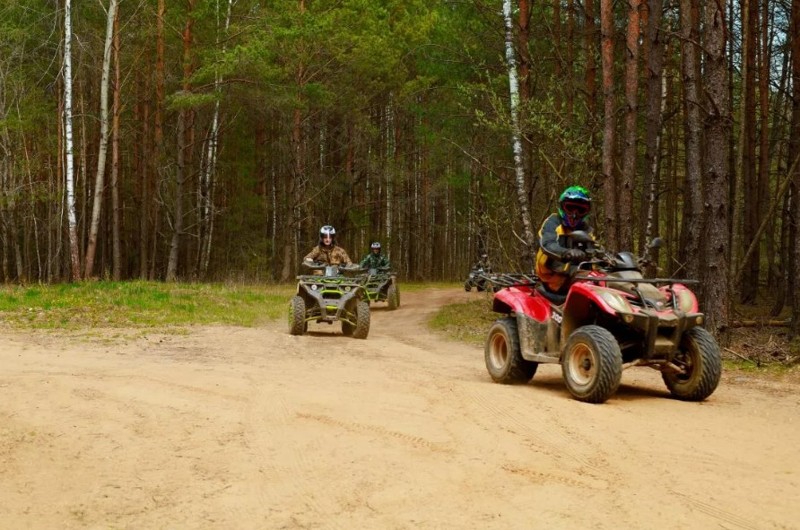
{"left": 563, "top": 248, "right": 586, "bottom": 263}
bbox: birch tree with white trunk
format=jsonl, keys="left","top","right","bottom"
{"left": 198, "top": 0, "right": 233, "bottom": 276}
{"left": 84, "top": 0, "right": 120, "bottom": 278}
{"left": 64, "top": 0, "right": 81, "bottom": 279}
{"left": 502, "top": 0, "right": 535, "bottom": 259}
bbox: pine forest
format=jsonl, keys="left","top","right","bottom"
{"left": 2, "top": 0, "right": 800, "bottom": 336}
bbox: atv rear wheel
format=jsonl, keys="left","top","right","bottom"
{"left": 352, "top": 300, "right": 370, "bottom": 339}
{"left": 288, "top": 296, "right": 307, "bottom": 336}
{"left": 662, "top": 327, "right": 722, "bottom": 401}
{"left": 484, "top": 318, "right": 537, "bottom": 384}
{"left": 562, "top": 325, "right": 622, "bottom": 403}
{"left": 387, "top": 284, "right": 400, "bottom": 310}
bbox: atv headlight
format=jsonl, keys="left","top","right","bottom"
{"left": 344, "top": 286, "right": 351, "bottom": 292}
{"left": 598, "top": 289, "right": 632, "bottom": 313}
{"left": 311, "top": 284, "right": 318, "bottom": 290}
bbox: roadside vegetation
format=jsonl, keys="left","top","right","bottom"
{"left": 0, "top": 281, "right": 294, "bottom": 329}
{"left": 0, "top": 280, "right": 448, "bottom": 331}
{"left": 428, "top": 295, "right": 498, "bottom": 346}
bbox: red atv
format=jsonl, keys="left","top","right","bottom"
{"left": 484, "top": 233, "right": 722, "bottom": 404}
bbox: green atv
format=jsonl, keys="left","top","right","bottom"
{"left": 361, "top": 267, "right": 400, "bottom": 310}
{"left": 288, "top": 262, "right": 370, "bottom": 338}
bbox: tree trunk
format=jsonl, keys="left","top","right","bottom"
{"left": 791, "top": 0, "right": 800, "bottom": 337}
{"left": 198, "top": 0, "right": 232, "bottom": 278}
{"left": 167, "top": 109, "right": 186, "bottom": 282}
{"left": 641, "top": 0, "right": 665, "bottom": 257}
{"left": 111, "top": 5, "right": 121, "bottom": 280}
{"left": 758, "top": 0, "right": 773, "bottom": 293}
{"left": 702, "top": 0, "right": 731, "bottom": 335}
{"left": 584, "top": 0, "right": 599, "bottom": 177}
{"left": 600, "top": 0, "right": 618, "bottom": 249}
{"left": 0, "top": 70, "right": 10, "bottom": 281}
{"left": 502, "top": 0, "right": 535, "bottom": 260}
{"left": 620, "top": 0, "right": 641, "bottom": 251}
{"left": 566, "top": 0, "right": 575, "bottom": 119}
{"left": 63, "top": 0, "right": 81, "bottom": 280}
{"left": 139, "top": 81, "right": 150, "bottom": 280}
{"left": 679, "top": 0, "right": 703, "bottom": 281}
{"left": 155, "top": 0, "right": 165, "bottom": 147}
{"left": 739, "top": 0, "right": 759, "bottom": 303}
{"left": 518, "top": 0, "right": 532, "bottom": 104}
{"left": 519, "top": 0, "right": 535, "bottom": 199}
{"left": 85, "top": 0, "right": 119, "bottom": 279}
{"left": 551, "top": 0, "right": 561, "bottom": 113}
{"left": 167, "top": 0, "right": 195, "bottom": 281}
{"left": 147, "top": 0, "right": 165, "bottom": 280}
{"left": 767, "top": 43, "right": 788, "bottom": 293}
{"left": 280, "top": 0, "right": 308, "bottom": 282}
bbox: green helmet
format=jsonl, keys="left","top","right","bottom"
{"left": 558, "top": 185, "right": 591, "bottom": 228}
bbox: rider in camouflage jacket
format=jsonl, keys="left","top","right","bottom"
{"left": 304, "top": 225, "right": 352, "bottom": 266}
{"left": 359, "top": 241, "right": 391, "bottom": 270}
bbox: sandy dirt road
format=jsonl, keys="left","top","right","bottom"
{"left": 1, "top": 288, "right": 798, "bottom": 529}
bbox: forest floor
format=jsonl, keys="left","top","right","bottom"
{"left": 1, "top": 288, "right": 798, "bottom": 529}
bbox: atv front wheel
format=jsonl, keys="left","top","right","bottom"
{"left": 464, "top": 281, "right": 472, "bottom": 292}
{"left": 288, "top": 296, "right": 307, "bottom": 336}
{"left": 562, "top": 325, "right": 622, "bottom": 403}
{"left": 484, "top": 318, "right": 537, "bottom": 383}
{"left": 387, "top": 284, "right": 400, "bottom": 310}
{"left": 662, "top": 327, "right": 722, "bottom": 401}
{"left": 352, "top": 300, "right": 370, "bottom": 339}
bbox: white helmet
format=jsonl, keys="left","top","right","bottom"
{"left": 319, "top": 225, "right": 336, "bottom": 245}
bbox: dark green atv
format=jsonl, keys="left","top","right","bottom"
{"left": 360, "top": 267, "right": 400, "bottom": 310}
{"left": 288, "top": 263, "right": 370, "bottom": 338}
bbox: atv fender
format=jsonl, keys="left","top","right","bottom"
{"left": 492, "top": 287, "right": 560, "bottom": 362}
{"left": 560, "top": 282, "right": 615, "bottom": 341}
{"left": 492, "top": 286, "right": 550, "bottom": 321}
{"left": 516, "top": 313, "right": 561, "bottom": 362}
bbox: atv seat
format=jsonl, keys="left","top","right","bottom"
{"left": 536, "top": 283, "right": 567, "bottom": 306}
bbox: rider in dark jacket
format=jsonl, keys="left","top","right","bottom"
{"left": 535, "top": 185, "right": 596, "bottom": 294}
{"left": 474, "top": 253, "right": 492, "bottom": 273}
{"left": 360, "top": 241, "right": 391, "bottom": 270}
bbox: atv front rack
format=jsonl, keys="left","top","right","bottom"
{"left": 574, "top": 275, "right": 700, "bottom": 312}
{"left": 575, "top": 276, "right": 699, "bottom": 285}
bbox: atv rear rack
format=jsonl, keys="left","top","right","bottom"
{"left": 478, "top": 273, "right": 539, "bottom": 289}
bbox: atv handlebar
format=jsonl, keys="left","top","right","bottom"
{"left": 569, "top": 246, "right": 697, "bottom": 284}
{"left": 301, "top": 261, "right": 365, "bottom": 277}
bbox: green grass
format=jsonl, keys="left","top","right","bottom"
{"left": 0, "top": 281, "right": 294, "bottom": 330}
{"left": 428, "top": 296, "right": 499, "bottom": 345}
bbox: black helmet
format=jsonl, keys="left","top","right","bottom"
{"left": 370, "top": 241, "right": 381, "bottom": 251}
{"left": 319, "top": 225, "right": 336, "bottom": 246}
